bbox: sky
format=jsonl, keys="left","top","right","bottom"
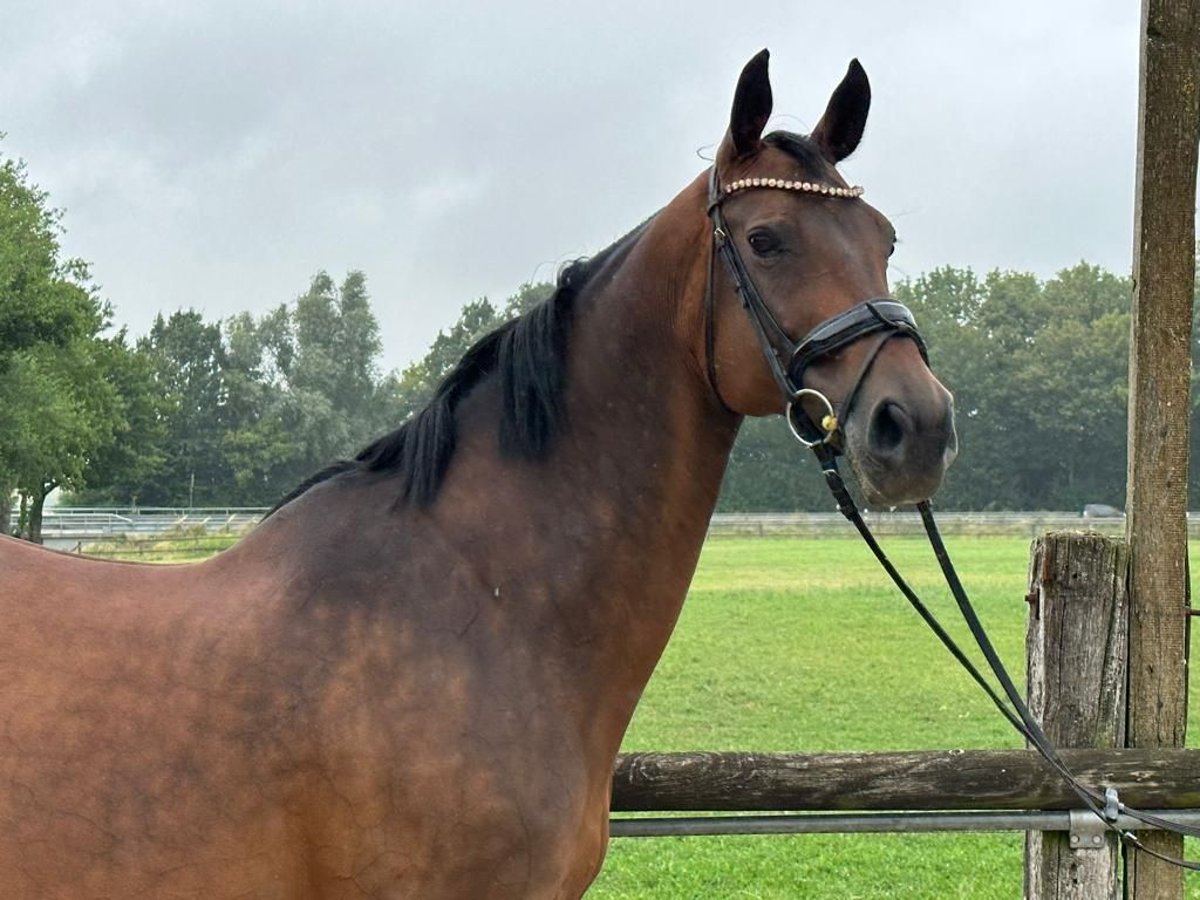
{"left": 2, "top": 0, "right": 1145, "bottom": 373}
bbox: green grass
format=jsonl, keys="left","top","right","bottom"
{"left": 621, "top": 537, "right": 1029, "bottom": 754}
{"left": 591, "top": 537, "right": 1030, "bottom": 898}
{"left": 94, "top": 532, "right": 1198, "bottom": 896}
{"left": 590, "top": 536, "right": 1200, "bottom": 899}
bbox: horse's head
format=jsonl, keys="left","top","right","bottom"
{"left": 704, "top": 50, "right": 957, "bottom": 505}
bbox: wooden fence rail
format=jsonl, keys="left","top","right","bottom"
{"left": 610, "top": 749, "right": 1200, "bottom": 813}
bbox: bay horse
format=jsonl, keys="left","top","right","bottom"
{"left": 0, "top": 51, "right": 955, "bottom": 898}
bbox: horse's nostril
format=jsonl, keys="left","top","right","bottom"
{"left": 870, "top": 401, "right": 909, "bottom": 456}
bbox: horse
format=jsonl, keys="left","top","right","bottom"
{"left": 0, "top": 50, "right": 956, "bottom": 898}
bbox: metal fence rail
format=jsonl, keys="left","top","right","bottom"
{"left": 610, "top": 809, "right": 1200, "bottom": 837}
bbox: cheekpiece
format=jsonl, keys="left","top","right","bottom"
{"left": 722, "top": 177, "right": 864, "bottom": 200}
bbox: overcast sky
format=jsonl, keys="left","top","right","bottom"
{"left": 3, "top": 0, "right": 1145, "bottom": 372}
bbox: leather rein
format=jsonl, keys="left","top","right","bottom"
{"left": 704, "top": 165, "right": 1200, "bottom": 869}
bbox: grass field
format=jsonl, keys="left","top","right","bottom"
{"left": 593, "top": 536, "right": 1031, "bottom": 899}
{"left": 86, "top": 532, "right": 1199, "bottom": 897}
{"left": 592, "top": 536, "right": 1200, "bottom": 899}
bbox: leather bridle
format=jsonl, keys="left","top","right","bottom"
{"left": 703, "top": 164, "right": 1200, "bottom": 869}
{"left": 704, "top": 165, "right": 926, "bottom": 454}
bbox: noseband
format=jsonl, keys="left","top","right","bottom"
{"left": 704, "top": 166, "right": 927, "bottom": 453}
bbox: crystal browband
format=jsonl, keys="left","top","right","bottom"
{"left": 722, "top": 177, "right": 864, "bottom": 199}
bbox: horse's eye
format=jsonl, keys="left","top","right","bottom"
{"left": 747, "top": 230, "right": 781, "bottom": 256}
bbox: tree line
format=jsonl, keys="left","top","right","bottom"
{"left": 3, "top": 146, "right": 1196, "bottom": 541}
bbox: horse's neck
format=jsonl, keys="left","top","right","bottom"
{"left": 435, "top": 196, "right": 739, "bottom": 718}
{"left": 564, "top": 218, "right": 737, "bottom": 560}
{"left": 253, "top": 185, "right": 738, "bottom": 754}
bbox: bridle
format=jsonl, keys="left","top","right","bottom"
{"left": 703, "top": 163, "right": 1200, "bottom": 869}
{"left": 704, "top": 165, "right": 926, "bottom": 456}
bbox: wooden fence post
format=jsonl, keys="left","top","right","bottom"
{"left": 1024, "top": 533, "right": 1130, "bottom": 900}
{"left": 1126, "top": 0, "right": 1200, "bottom": 896}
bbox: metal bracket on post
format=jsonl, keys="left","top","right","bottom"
{"left": 1069, "top": 811, "right": 1108, "bottom": 851}
{"left": 1069, "top": 791, "right": 1120, "bottom": 851}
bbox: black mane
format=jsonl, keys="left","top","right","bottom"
{"left": 269, "top": 225, "right": 647, "bottom": 515}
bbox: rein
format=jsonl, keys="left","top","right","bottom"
{"left": 705, "top": 166, "right": 1200, "bottom": 869}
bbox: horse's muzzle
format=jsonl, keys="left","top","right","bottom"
{"left": 849, "top": 384, "right": 958, "bottom": 505}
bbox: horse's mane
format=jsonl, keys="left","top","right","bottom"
{"left": 268, "top": 223, "right": 649, "bottom": 516}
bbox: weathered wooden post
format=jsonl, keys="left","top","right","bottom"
{"left": 1024, "top": 533, "right": 1129, "bottom": 899}
{"left": 1125, "top": 0, "right": 1200, "bottom": 896}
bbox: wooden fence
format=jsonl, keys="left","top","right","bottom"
{"left": 607, "top": 530, "right": 1195, "bottom": 898}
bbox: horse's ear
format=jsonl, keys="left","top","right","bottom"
{"left": 811, "top": 59, "right": 871, "bottom": 163}
{"left": 727, "top": 49, "right": 773, "bottom": 158}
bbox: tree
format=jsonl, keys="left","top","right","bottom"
{"left": 1011, "top": 264, "right": 1129, "bottom": 508}
{"left": 135, "top": 310, "right": 233, "bottom": 506}
{"left": 720, "top": 263, "right": 1136, "bottom": 512}
{"left": 0, "top": 154, "right": 96, "bottom": 365}
{"left": 0, "top": 327, "right": 127, "bottom": 540}
{"left": 0, "top": 146, "right": 128, "bottom": 538}
{"left": 894, "top": 263, "right": 1130, "bottom": 510}
{"left": 264, "top": 271, "right": 387, "bottom": 487}
{"left": 211, "top": 308, "right": 294, "bottom": 504}
{"left": 67, "top": 334, "right": 168, "bottom": 508}
{"left": 73, "top": 271, "right": 394, "bottom": 508}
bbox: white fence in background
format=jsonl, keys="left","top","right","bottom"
{"left": 705, "top": 510, "right": 1140, "bottom": 538}
{"left": 39, "top": 507, "right": 1150, "bottom": 546}
{"left": 40, "top": 508, "right": 268, "bottom": 549}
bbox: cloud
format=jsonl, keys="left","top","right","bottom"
{"left": 1, "top": 0, "right": 1148, "bottom": 370}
